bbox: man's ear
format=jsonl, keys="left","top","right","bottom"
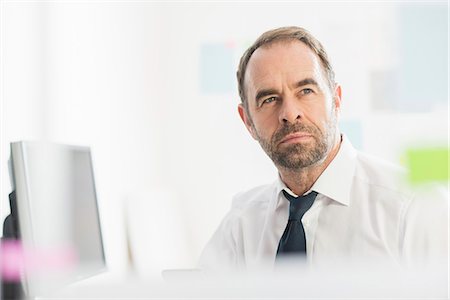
{"left": 333, "top": 83, "right": 342, "bottom": 114}
{"left": 238, "top": 104, "right": 257, "bottom": 140}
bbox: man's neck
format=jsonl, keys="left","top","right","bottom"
{"left": 279, "top": 134, "right": 342, "bottom": 196}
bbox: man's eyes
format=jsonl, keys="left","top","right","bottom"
{"left": 301, "top": 88, "right": 314, "bottom": 95}
{"left": 261, "top": 97, "right": 277, "bottom": 106}
{"left": 259, "top": 89, "right": 314, "bottom": 107}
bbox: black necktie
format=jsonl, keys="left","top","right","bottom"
{"left": 276, "top": 190, "right": 318, "bottom": 257}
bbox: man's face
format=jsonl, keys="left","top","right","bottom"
{"left": 238, "top": 40, "right": 342, "bottom": 171}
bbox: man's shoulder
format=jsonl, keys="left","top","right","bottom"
{"left": 354, "top": 150, "right": 410, "bottom": 195}
{"left": 356, "top": 150, "right": 405, "bottom": 174}
{"left": 354, "top": 149, "right": 448, "bottom": 217}
{"left": 231, "top": 182, "right": 278, "bottom": 211}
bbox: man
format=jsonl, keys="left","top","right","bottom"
{"left": 199, "top": 26, "right": 448, "bottom": 271}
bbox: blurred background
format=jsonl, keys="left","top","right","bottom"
{"left": 0, "top": 0, "right": 447, "bottom": 277}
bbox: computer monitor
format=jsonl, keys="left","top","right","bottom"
{"left": 9, "top": 141, "right": 106, "bottom": 297}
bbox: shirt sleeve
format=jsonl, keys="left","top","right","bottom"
{"left": 399, "top": 184, "right": 448, "bottom": 269}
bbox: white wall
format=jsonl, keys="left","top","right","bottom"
{"left": 1, "top": 1, "right": 447, "bottom": 276}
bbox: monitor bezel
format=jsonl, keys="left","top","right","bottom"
{"left": 10, "top": 141, "right": 107, "bottom": 297}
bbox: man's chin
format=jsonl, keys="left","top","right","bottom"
{"left": 272, "top": 146, "right": 328, "bottom": 169}
{"left": 277, "top": 143, "right": 314, "bottom": 155}
{"left": 274, "top": 154, "right": 317, "bottom": 170}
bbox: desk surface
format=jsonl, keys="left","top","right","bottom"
{"left": 38, "top": 265, "right": 448, "bottom": 299}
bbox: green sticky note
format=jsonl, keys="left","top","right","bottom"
{"left": 406, "top": 147, "right": 449, "bottom": 184}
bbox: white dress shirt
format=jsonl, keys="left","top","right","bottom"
{"left": 199, "top": 136, "right": 448, "bottom": 271}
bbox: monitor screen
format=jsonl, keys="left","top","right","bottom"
{"left": 9, "top": 141, "right": 105, "bottom": 297}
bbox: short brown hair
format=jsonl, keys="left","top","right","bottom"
{"left": 237, "top": 26, "right": 335, "bottom": 110}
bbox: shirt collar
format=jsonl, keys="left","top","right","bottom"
{"left": 274, "top": 134, "right": 357, "bottom": 207}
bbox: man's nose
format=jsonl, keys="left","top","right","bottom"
{"left": 279, "top": 96, "right": 302, "bottom": 124}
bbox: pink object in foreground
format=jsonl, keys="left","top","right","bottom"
{"left": 0, "top": 240, "right": 24, "bottom": 281}
{"left": 1, "top": 240, "right": 78, "bottom": 282}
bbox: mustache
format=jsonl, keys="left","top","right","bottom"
{"left": 272, "top": 123, "right": 318, "bottom": 145}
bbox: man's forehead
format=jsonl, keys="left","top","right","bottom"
{"left": 244, "top": 40, "right": 323, "bottom": 92}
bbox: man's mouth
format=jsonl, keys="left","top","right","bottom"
{"left": 278, "top": 132, "right": 313, "bottom": 146}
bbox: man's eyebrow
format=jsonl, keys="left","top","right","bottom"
{"left": 295, "top": 78, "right": 319, "bottom": 88}
{"left": 254, "top": 78, "right": 320, "bottom": 102}
{"left": 255, "top": 89, "right": 278, "bottom": 103}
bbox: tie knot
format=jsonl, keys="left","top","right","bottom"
{"left": 282, "top": 190, "right": 318, "bottom": 221}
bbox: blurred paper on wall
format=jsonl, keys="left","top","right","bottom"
{"left": 369, "top": 4, "right": 448, "bottom": 113}
{"left": 396, "top": 4, "right": 448, "bottom": 112}
{"left": 340, "top": 119, "right": 363, "bottom": 150}
{"left": 369, "top": 3, "right": 448, "bottom": 113}
{"left": 199, "top": 43, "right": 235, "bottom": 94}
{"left": 369, "top": 69, "right": 399, "bottom": 111}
